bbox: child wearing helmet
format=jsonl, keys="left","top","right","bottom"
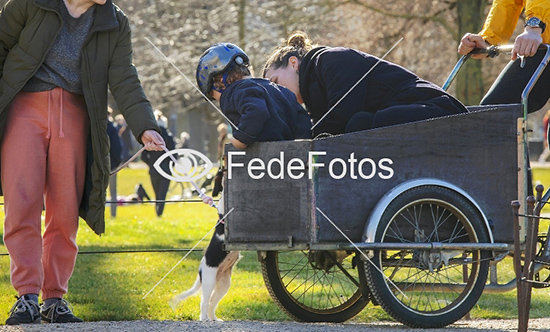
{"left": 196, "top": 43, "right": 311, "bottom": 149}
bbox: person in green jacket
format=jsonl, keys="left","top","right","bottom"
{"left": 0, "top": 0, "right": 165, "bottom": 325}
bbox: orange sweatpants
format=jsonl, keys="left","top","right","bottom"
{"left": 1, "top": 87, "right": 89, "bottom": 299}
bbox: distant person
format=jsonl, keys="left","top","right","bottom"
{"left": 114, "top": 114, "right": 134, "bottom": 162}
{"left": 176, "top": 131, "right": 190, "bottom": 149}
{"left": 107, "top": 109, "right": 123, "bottom": 218}
{"left": 216, "top": 123, "right": 232, "bottom": 161}
{"left": 141, "top": 110, "right": 176, "bottom": 217}
{"left": 263, "top": 31, "right": 468, "bottom": 136}
{"left": 0, "top": 0, "right": 165, "bottom": 325}
{"left": 173, "top": 131, "right": 190, "bottom": 196}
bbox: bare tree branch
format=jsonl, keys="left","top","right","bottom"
{"left": 338, "top": 0, "right": 458, "bottom": 39}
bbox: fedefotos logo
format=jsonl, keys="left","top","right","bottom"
{"left": 154, "top": 148, "right": 213, "bottom": 182}
{"left": 154, "top": 149, "right": 394, "bottom": 183}
{"left": 227, "top": 151, "right": 394, "bottom": 180}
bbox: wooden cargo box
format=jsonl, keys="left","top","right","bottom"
{"left": 224, "top": 104, "right": 522, "bottom": 250}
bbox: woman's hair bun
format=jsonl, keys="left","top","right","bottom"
{"left": 287, "top": 31, "right": 311, "bottom": 49}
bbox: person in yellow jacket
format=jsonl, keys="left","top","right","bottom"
{"left": 458, "top": 0, "right": 550, "bottom": 113}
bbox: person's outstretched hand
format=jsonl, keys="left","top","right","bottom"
{"left": 458, "top": 33, "right": 489, "bottom": 59}
{"left": 141, "top": 129, "right": 165, "bottom": 151}
{"left": 202, "top": 195, "right": 214, "bottom": 206}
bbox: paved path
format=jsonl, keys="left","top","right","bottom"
{"left": 1, "top": 319, "right": 550, "bottom": 332}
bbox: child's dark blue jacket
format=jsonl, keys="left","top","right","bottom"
{"left": 220, "top": 78, "right": 312, "bottom": 145}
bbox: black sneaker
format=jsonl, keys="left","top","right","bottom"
{"left": 5, "top": 295, "right": 41, "bottom": 325}
{"left": 40, "top": 299, "right": 83, "bottom": 323}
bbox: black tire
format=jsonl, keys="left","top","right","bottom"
{"left": 261, "top": 250, "right": 369, "bottom": 322}
{"left": 533, "top": 235, "right": 550, "bottom": 288}
{"left": 364, "top": 186, "right": 490, "bottom": 328}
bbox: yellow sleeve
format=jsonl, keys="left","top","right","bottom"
{"left": 525, "top": 0, "right": 550, "bottom": 43}
{"left": 479, "top": 0, "right": 525, "bottom": 45}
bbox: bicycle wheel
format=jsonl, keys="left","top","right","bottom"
{"left": 261, "top": 250, "right": 369, "bottom": 322}
{"left": 364, "top": 185, "right": 490, "bottom": 328}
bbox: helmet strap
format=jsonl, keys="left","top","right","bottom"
{"left": 222, "top": 72, "right": 230, "bottom": 88}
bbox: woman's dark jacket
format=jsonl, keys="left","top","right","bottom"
{"left": 220, "top": 78, "right": 312, "bottom": 145}
{"left": 0, "top": 0, "right": 160, "bottom": 234}
{"left": 299, "top": 46, "right": 467, "bottom": 135}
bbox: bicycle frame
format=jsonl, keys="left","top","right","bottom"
{"left": 443, "top": 43, "right": 550, "bottom": 217}
{"left": 441, "top": 45, "right": 550, "bottom": 295}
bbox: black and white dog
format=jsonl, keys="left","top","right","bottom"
{"left": 170, "top": 217, "right": 241, "bottom": 321}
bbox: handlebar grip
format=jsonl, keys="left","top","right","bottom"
{"left": 469, "top": 45, "right": 512, "bottom": 58}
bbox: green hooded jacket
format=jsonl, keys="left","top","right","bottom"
{"left": 0, "top": 0, "right": 160, "bottom": 234}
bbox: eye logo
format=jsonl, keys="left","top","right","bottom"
{"left": 153, "top": 149, "right": 213, "bottom": 182}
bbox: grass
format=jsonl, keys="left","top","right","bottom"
{"left": 1, "top": 164, "right": 550, "bottom": 324}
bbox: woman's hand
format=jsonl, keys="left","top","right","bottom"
{"left": 202, "top": 195, "right": 214, "bottom": 206}
{"left": 458, "top": 33, "right": 489, "bottom": 59}
{"left": 512, "top": 28, "right": 543, "bottom": 60}
{"left": 141, "top": 129, "right": 165, "bottom": 151}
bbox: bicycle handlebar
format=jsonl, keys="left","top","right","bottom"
{"left": 442, "top": 44, "right": 550, "bottom": 93}
{"left": 469, "top": 45, "right": 513, "bottom": 58}
{"left": 469, "top": 44, "right": 548, "bottom": 58}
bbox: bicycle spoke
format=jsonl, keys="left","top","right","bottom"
{"left": 381, "top": 201, "right": 481, "bottom": 313}
{"left": 277, "top": 251, "right": 360, "bottom": 310}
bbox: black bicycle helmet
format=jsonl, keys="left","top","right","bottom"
{"left": 196, "top": 43, "right": 250, "bottom": 98}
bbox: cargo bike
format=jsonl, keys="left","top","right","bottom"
{"left": 222, "top": 44, "right": 550, "bottom": 329}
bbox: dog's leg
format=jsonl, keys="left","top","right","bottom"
{"left": 208, "top": 268, "right": 232, "bottom": 321}
{"left": 169, "top": 270, "right": 202, "bottom": 310}
{"left": 208, "top": 251, "right": 241, "bottom": 321}
{"left": 200, "top": 265, "right": 218, "bottom": 321}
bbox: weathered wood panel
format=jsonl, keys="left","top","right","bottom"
{"left": 312, "top": 104, "right": 521, "bottom": 244}
{"left": 224, "top": 140, "right": 313, "bottom": 247}
{"left": 225, "top": 104, "right": 521, "bottom": 248}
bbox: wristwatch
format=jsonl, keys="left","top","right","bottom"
{"left": 525, "top": 16, "right": 546, "bottom": 34}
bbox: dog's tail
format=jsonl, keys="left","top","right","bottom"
{"left": 169, "top": 273, "right": 202, "bottom": 310}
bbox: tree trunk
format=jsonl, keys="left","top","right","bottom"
{"left": 455, "top": 0, "right": 486, "bottom": 106}
{"left": 238, "top": 0, "right": 246, "bottom": 49}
